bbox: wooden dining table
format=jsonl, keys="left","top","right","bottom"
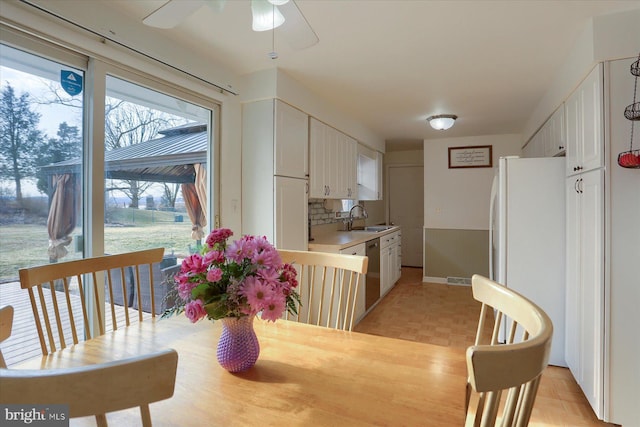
{"left": 15, "top": 315, "right": 468, "bottom": 426}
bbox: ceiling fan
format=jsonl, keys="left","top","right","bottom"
{"left": 142, "top": 0, "right": 319, "bottom": 51}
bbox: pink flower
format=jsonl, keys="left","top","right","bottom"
{"left": 205, "top": 228, "right": 233, "bottom": 248}
{"left": 261, "top": 295, "right": 286, "bottom": 322}
{"left": 241, "top": 276, "right": 274, "bottom": 311}
{"left": 176, "top": 273, "right": 199, "bottom": 300}
{"left": 181, "top": 254, "right": 207, "bottom": 274}
{"left": 203, "top": 250, "right": 225, "bottom": 265}
{"left": 184, "top": 299, "right": 207, "bottom": 323}
{"left": 206, "top": 267, "right": 223, "bottom": 283}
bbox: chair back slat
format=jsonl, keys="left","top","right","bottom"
{"left": 19, "top": 248, "right": 165, "bottom": 356}
{"left": 278, "top": 249, "right": 368, "bottom": 332}
{"left": 0, "top": 305, "right": 14, "bottom": 368}
{"left": 0, "top": 348, "right": 178, "bottom": 426}
{"left": 465, "top": 274, "right": 553, "bottom": 426}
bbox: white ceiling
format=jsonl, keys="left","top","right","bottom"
{"left": 21, "top": 0, "right": 640, "bottom": 146}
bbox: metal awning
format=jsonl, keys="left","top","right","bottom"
{"left": 40, "top": 123, "right": 207, "bottom": 184}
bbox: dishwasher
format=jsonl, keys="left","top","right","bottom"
{"left": 365, "top": 238, "right": 380, "bottom": 310}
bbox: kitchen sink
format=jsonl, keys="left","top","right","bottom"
{"left": 365, "top": 225, "right": 394, "bottom": 232}
{"left": 349, "top": 225, "right": 394, "bottom": 233}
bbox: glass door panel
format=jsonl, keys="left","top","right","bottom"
{"left": 0, "top": 43, "right": 84, "bottom": 277}
{"left": 104, "top": 75, "right": 211, "bottom": 316}
{"left": 0, "top": 43, "right": 85, "bottom": 366}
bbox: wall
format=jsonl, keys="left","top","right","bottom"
{"left": 422, "top": 134, "right": 521, "bottom": 281}
{"left": 606, "top": 57, "right": 640, "bottom": 427}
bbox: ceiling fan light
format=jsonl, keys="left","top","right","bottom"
{"left": 427, "top": 114, "right": 457, "bottom": 130}
{"left": 267, "top": 0, "right": 290, "bottom": 5}
{"left": 251, "top": 0, "right": 285, "bottom": 32}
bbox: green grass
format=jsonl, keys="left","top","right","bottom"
{"left": 0, "top": 222, "right": 196, "bottom": 282}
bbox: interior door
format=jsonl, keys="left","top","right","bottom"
{"left": 388, "top": 165, "right": 424, "bottom": 267}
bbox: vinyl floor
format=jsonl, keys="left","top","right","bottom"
{"left": 354, "top": 267, "right": 618, "bottom": 427}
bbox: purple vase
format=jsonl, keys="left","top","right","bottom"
{"left": 216, "top": 316, "right": 260, "bottom": 372}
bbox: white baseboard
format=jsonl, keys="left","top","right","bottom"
{"left": 422, "top": 276, "right": 472, "bottom": 286}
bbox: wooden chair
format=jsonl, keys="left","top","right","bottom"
{"left": 18, "top": 248, "right": 164, "bottom": 356}
{"left": 278, "top": 249, "right": 368, "bottom": 331}
{"left": 0, "top": 348, "right": 178, "bottom": 427}
{"left": 465, "top": 274, "right": 553, "bottom": 427}
{"left": 0, "top": 305, "right": 14, "bottom": 368}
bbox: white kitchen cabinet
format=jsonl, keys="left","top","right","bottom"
{"left": 544, "top": 105, "right": 566, "bottom": 157}
{"left": 309, "top": 118, "right": 357, "bottom": 199}
{"left": 380, "top": 230, "right": 401, "bottom": 296}
{"left": 242, "top": 99, "right": 308, "bottom": 250}
{"left": 274, "top": 100, "right": 309, "bottom": 178}
{"left": 357, "top": 143, "right": 383, "bottom": 200}
{"left": 565, "top": 64, "right": 604, "bottom": 176}
{"left": 275, "top": 176, "right": 308, "bottom": 250}
{"left": 566, "top": 167, "right": 605, "bottom": 418}
{"left": 523, "top": 104, "right": 565, "bottom": 158}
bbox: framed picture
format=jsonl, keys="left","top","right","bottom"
{"left": 448, "top": 145, "right": 493, "bottom": 168}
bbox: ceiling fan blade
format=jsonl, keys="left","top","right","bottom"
{"left": 278, "top": 0, "right": 319, "bottom": 50}
{"left": 143, "top": 0, "right": 206, "bottom": 29}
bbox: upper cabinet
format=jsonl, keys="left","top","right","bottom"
{"left": 545, "top": 106, "right": 566, "bottom": 157}
{"left": 309, "top": 118, "right": 357, "bottom": 199}
{"left": 522, "top": 104, "right": 566, "bottom": 158}
{"left": 565, "top": 64, "right": 604, "bottom": 176}
{"left": 274, "top": 100, "right": 309, "bottom": 178}
{"left": 357, "top": 143, "right": 383, "bottom": 200}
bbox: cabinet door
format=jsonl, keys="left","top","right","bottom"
{"left": 565, "top": 64, "right": 604, "bottom": 175}
{"left": 309, "top": 118, "right": 327, "bottom": 198}
{"left": 335, "top": 132, "right": 357, "bottom": 199}
{"left": 545, "top": 106, "right": 566, "bottom": 157}
{"left": 581, "top": 66, "right": 604, "bottom": 172}
{"left": 565, "top": 87, "right": 581, "bottom": 175}
{"left": 380, "top": 246, "right": 391, "bottom": 295}
{"left": 274, "top": 176, "right": 308, "bottom": 250}
{"left": 565, "top": 170, "right": 604, "bottom": 418}
{"left": 274, "top": 100, "right": 308, "bottom": 178}
{"left": 579, "top": 169, "right": 604, "bottom": 417}
{"left": 565, "top": 176, "right": 581, "bottom": 379}
{"left": 324, "top": 125, "right": 340, "bottom": 198}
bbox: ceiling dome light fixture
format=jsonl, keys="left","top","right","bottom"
{"left": 427, "top": 114, "right": 458, "bottom": 130}
{"left": 251, "top": 0, "right": 285, "bottom": 32}
{"left": 267, "top": 0, "right": 290, "bottom": 5}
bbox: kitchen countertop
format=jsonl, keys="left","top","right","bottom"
{"left": 308, "top": 226, "right": 400, "bottom": 252}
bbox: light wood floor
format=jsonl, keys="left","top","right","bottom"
{"left": 354, "top": 267, "right": 618, "bottom": 427}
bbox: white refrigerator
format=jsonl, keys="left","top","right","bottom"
{"left": 489, "top": 156, "right": 566, "bottom": 367}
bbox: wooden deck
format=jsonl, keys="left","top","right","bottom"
{"left": 0, "top": 280, "right": 151, "bottom": 367}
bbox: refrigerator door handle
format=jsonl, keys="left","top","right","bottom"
{"left": 489, "top": 175, "right": 498, "bottom": 281}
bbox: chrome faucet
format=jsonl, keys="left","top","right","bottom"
{"left": 347, "top": 204, "right": 368, "bottom": 231}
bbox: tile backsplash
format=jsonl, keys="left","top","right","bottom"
{"left": 308, "top": 199, "right": 340, "bottom": 226}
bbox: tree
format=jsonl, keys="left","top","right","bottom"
{"left": 104, "top": 99, "right": 180, "bottom": 208}
{"left": 36, "top": 122, "right": 81, "bottom": 195}
{"left": 0, "top": 84, "right": 44, "bottom": 202}
{"left": 161, "top": 183, "right": 180, "bottom": 209}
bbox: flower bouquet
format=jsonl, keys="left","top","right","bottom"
{"left": 164, "top": 228, "right": 300, "bottom": 323}
{"left": 163, "top": 228, "right": 300, "bottom": 372}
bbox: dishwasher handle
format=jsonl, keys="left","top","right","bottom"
{"left": 367, "top": 241, "right": 379, "bottom": 250}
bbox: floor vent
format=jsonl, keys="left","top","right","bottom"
{"left": 446, "top": 276, "right": 471, "bottom": 285}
